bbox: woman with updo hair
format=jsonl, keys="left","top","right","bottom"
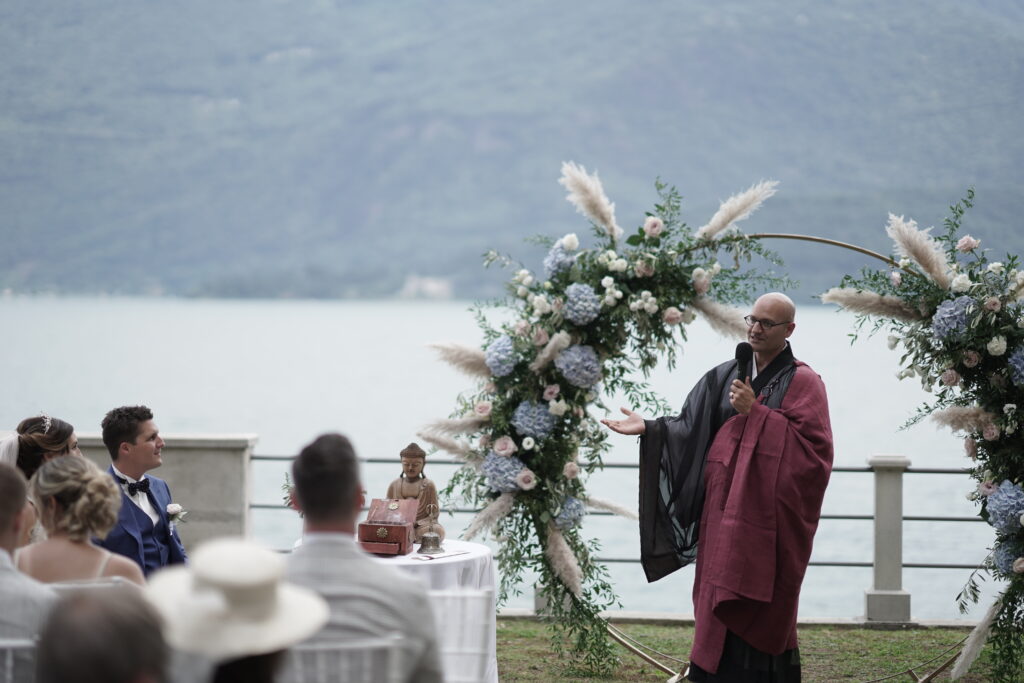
{"left": 15, "top": 456, "right": 145, "bottom": 586}
{"left": 0, "top": 414, "right": 81, "bottom": 480}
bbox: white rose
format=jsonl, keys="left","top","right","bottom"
{"left": 988, "top": 262, "right": 1005, "bottom": 274}
{"left": 950, "top": 273, "right": 972, "bottom": 292}
{"left": 167, "top": 504, "right": 182, "bottom": 516}
{"left": 712, "top": 262, "right": 722, "bottom": 275}
{"left": 601, "top": 276, "right": 614, "bottom": 288}
{"left": 561, "top": 233, "right": 580, "bottom": 251}
{"left": 987, "top": 335, "right": 1008, "bottom": 356}
{"left": 644, "top": 302, "right": 659, "bottom": 314}
{"left": 515, "top": 269, "right": 530, "bottom": 281}
{"left": 603, "top": 296, "right": 617, "bottom": 307}
{"left": 516, "top": 286, "right": 528, "bottom": 298}
{"left": 610, "top": 258, "right": 629, "bottom": 272}
{"left": 548, "top": 399, "right": 569, "bottom": 416}
{"left": 522, "top": 275, "right": 534, "bottom": 287}
{"left": 887, "top": 335, "right": 899, "bottom": 350}
{"left": 1005, "top": 404, "right": 1017, "bottom": 414}
{"left": 628, "top": 301, "right": 641, "bottom": 312}
{"left": 532, "top": 295, "right": 552, "bottom": 315}
{"left": 692, "top": 267, "right": 707, "bottom": 280}
{"left": 898, "top": 258, "right": 911, "bottom": 268}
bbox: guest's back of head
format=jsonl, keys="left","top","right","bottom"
{"left": 0, "top": 462, "right": 27, "bottom": 541}
{"left": 36, "top": 587, "right": 168, "bottom": 683}
{"left": 292, "top": 433, "right": 362, "bottom": 524}
{"left": 31, "top": 455, "right": 121, "bottom": 541}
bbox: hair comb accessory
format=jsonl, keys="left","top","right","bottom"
{"left": 40, "top": 413, "right": 52, "bottom": 435}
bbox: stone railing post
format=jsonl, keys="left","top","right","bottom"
{"left": 79, "top": 433, "right": 259, "bottom": 552}
{"left": 865, "top": 454, "right": 912, "bottom": 622}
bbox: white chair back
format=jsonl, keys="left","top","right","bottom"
{"left": 0, "top": 638, "right": 35, "bottom": 683}
{"left": 282, "top": 635, "right": 404, "bottom": 683}
{"left": 428, "top": 588, "right": 493, "bottom": 683}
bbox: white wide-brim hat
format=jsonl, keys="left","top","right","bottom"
{"left": 145, "top": 537, "right": 328, "bottom": 662}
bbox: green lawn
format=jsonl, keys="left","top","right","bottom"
{"left": 496, "top": 619, "right": 993, "bottom": 682}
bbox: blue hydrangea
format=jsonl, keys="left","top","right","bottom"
{"left": 931, "top": 296, "right": 975, "bottom": 341}
{"left": 994, "top": 538, "right": 1024, "bottom": 576}
{"left": 511, "top": 401, "right": 557, "bottom": 440}
{"left": 1009, "top": 346, "right": 1024, "bottom": 386}
{"left": 564, "top": 283, "right": 601, "bottom": 326}
{"left": 544, "top": 244, "right": 576, "bottom": 279}
{"left": 555, "top": 496, "right": 586, "bottom": 530}
{"left": 987, "top": 480, "right": 1024, "bottom": 534}
{"left": 485, "top": 335, "right": 517, "bottom": 377}
{"left": 482, "top": 452, "right": 527, "bottom": 493}
{"left": 554, "top": 344, "right": 602, "bottom": 388}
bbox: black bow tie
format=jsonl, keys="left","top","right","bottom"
{"left": 118, "top": 477, "right": 150, "bottom": 497}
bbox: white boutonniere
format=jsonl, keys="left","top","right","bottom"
{"left": 166, "top": 503, "right": 188, "bottom": 524}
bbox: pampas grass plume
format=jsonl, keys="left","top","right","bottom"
{"left": 585, "top": 496, "right": 639, "bottom": 521}
{"left": 951, "top": 594, "right": 1001, "bottom": 680}
{"left": 695, "top": 180, "right": 778, "bottom": 240}
{"left": 546, "top": 526, "right": 583, "bottom": 597}
{"left": 415, "top": 431, "right": 476, "bottom": 461}
{"left": 820, "top": 287, "right": 925, "bottom": 323}
{"left": 558, "top": 161, "right": 623, "bottom": 242}
{"left": 932, "top": 405, "right": 998, "bottom": 433}
{"left": 428, "top": 342, "right": 490, "bottom": 378}
{"left": 885, "top": 214, "right": 952, "bottom": 289}
{"left": 420, "top": 416, "right": 488, "bottom": 437}
{"left": 690, "top": 296, "right": 747, "bottom": 339}
{"left": 463, "top": 492, "right": 516, "bottom": 541}
{"left": 529, "top": 331, "right": 573, "bottom": 372}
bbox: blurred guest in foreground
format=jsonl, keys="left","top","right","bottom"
{"left": 145, "top": 536, "right": 328, "bottom": 683}
{"left": 15, "top": 456, "right": 145, "bottom": 586}
{"left": 36, "top": 587, "right": 168, "bottom": 683}
{"left": 288, "top": 433, "right": 443, "bottom": 683}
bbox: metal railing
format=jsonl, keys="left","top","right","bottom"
{"left": 252, "top": 454, "right": 979, "bottom": 621}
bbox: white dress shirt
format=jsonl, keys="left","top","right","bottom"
{"left": 111, "top": 465, "right": 160, "bottom": 526}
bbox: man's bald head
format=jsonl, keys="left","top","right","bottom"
{"left": 754, "top": 292, "right": 796, "bottom": 323}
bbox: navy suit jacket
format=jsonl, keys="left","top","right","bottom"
{"left": 99, "top": 465, "right": 188, "bottom": 575}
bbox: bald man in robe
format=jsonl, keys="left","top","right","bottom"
{"left": 604, "top": 293, "right": 833, "bottom": 682}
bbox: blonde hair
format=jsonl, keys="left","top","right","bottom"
{"left": 31, "top": 456, "right": 121, "bottom": 542}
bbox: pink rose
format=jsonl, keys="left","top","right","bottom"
{"left": 474, "top": 401, "right": 492, "bottom": 417}
{"left": 515, "top": 468, "right": 537, "bottom": 491}
{"left": 962, "top": 350, "right": 981, "bottom": 368}
{"left": 662, "top": 306, "right": 683, "bottom": 325}
{"left": 964, "top": 437, "right": 978, "bottom": 460}
{"left": 514, "top": 319, "right": 530, "bottom": 336}
{"left": 978, "top": 480, "right": 998, "bottom": 496}
{"left": 533, "top": 328, "right": 549, "bottom": 347}
{"left": 890, "top": 271, "right": 902, "bottom": 287}
{"left": 635, "top": 261, "right": 655, "bottom": 278}
{"left": 1014, "top": 558, "right": 1024, "bottom": 574}
{"left": 984, "top": 296, "right": 1002, "bottom": 312}
{"left": 543, "top": 384, "right": 560, "bottom": 401}
{"left": 563, "top": 462, "right": 580, "bottom": 480}
{"left": 940, "top": 369, "right": 961, "bottom": 387}
{"left": 643, "top": 216, "right": 664, "bottom": 238}
{"left": 493, "top": 435, "right": 517, "bottom": 457}
{"left": 956, "top": 235, "right": 980, "bottom": 252}
{"left": 982, "top": 423, "right": 1000, "bottom": 441}
{"left": 693, "top": 276, "right": 710, "bottom": 295}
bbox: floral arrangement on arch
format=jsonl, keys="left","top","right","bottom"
{"left": 420, "top": 162, "right": 786, "bottom": 672}
{"left": 822, "top": 190, "right": 1024, "bottom": 681}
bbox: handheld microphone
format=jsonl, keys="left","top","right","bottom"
{"left": 735, "top": 342, "right": 752, "bottom": 382}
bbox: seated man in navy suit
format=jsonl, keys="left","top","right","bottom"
{"left": 97, "top": 405, "right": 187, "bottom": 576}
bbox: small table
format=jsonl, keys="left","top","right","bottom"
{"left": 371, "top": 539, "right": 498, "bottom": 683}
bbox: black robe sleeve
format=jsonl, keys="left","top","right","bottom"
{"left": 639, "top": 360, "right": 736, "bottom": 583}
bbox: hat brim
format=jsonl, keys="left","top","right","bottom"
{"left": 145, "top": 566, "right": 328, "bottom": 662}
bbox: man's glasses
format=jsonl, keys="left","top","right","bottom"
{"left": 744, "top": 315, "right": 791, "bottom": 329}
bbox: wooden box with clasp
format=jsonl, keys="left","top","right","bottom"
{"left": 357, "top": 498, "right": 417, "bottom": 555}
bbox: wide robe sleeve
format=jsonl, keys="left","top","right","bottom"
{"left": 638, "top": 361, "right": 736, "bottom": 583}
{"left": 694, "top": 361, "right": 833, "bottom": 660}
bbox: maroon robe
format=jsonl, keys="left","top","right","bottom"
{"left": 689, "top": 361, "right": 833, "bottom": 673}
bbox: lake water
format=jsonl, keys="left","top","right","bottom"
{"left": 0, "top": 295, "right": 1002, "bottom": 620}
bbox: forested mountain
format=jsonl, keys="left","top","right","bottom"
{"left": 2, "top": 1, "right": 1021, "bottom": 299}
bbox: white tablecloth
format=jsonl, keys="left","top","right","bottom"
{"left": 372, "top": 540, "right": 498, "bottom": 683}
